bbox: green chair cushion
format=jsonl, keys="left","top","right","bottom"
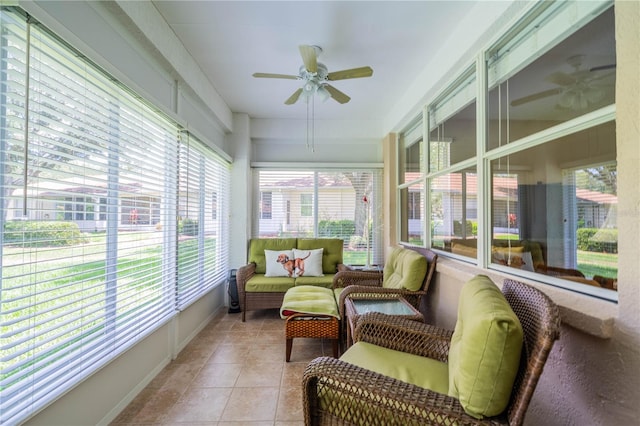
{"left": 297, "top": 238, "right": 343, "bottom": 274}
{"left": 280, "top": 285, "right": 339, "bottom": 319}
{"left": 447, "top": 275, "right": 523, "bottom": 419}
{"left": 295, "top": 274, "right": 336, "bottom": 288}
{"left": 245, "top": 275, "right": 295, "bottom": 292}
{"left": 340, "top": 342, "right": 449, "bottom": 395}
{"left": 382, "top": 247, "right": 428, "bottom": 291}
{"left": 248, "top": 238, "right": 297, "bottom": 274}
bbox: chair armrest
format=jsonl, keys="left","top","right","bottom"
{"left": 332, "top": 270, "right": 383, "bottom": 289}
{"left": 353, "top": 312, "right": 452, "bottom": 362}
{"left": 236, "top": 262, "right": 256, "bottom": 292}
{"left": 303, "top": 357, "right": 481, "bottom": 425}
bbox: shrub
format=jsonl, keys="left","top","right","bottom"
{"left": 318, "top": 220, "right": 355, "bottom": 240}
{"left": 577, "top": 228, "right": 618, "bottom": 253}
{"left": 4, "top": 221, "right": 85, "bottom": 246}
{"left": 181, "top": 218, "right": 199, "bottom": 236}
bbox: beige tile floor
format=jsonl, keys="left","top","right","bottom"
{"left": 111, "top": 308, "right": 334, "bottom": 425}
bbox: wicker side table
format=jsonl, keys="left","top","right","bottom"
{"left": 285, "top": 313, "right": 339, "bottom": 362}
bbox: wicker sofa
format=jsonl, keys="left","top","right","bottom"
{"left": 236, "top": 238, "right": 347, "bottom": 321}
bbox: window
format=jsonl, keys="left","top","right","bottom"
{"left": 300, "top": 194, "right": 313, "bottom": 217}
{"left": 260, "top": 191, "right": 272, "bottom": 219}
{"left": 399, "top": 119, "right": 423, "bottom": 184}
{"left": 415, "top": 0, "right": 616, "bottom": 300}
{"left": 399, "top": 119, "right": 426, "bottom": 245}
{"left": 430, "top": 169, "right": 478, "bottom": 254}
{"left": 177, "top": 133, "right": 230, "bottom": 308}
{"left": 256, "top": 169, "right": 383, "bottom": 265}
{"left": 408, "top": 191, "right": 421, "bottom": 220}
{"left": 0, "top": 9, "right": 230, "bottom": 424}
{"left": 400, "top": 183, "right": 424, "bottom": 245}
{"left": 484, "top": 3, "right": 616, "bottom": 296}
{"left": 428, "top": 69, "right": 476, "bottom": 173}
{"left": 489, "top": 122, "right": 617, "bottom": 289}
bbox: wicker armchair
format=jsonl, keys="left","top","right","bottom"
{"left": 333, "top": 245, "right": 437, "bottom": 321}
{"left": 303, "top": 279, "right": 561, "bottom": 425}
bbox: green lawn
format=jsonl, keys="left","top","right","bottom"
{"left": 577, "top": 250, "right": 617, "bottom": 278}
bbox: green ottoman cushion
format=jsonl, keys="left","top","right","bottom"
{"left": 280, "top": 285, "right": 339, "bottom": 319}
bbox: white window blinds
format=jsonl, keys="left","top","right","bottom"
{"left": 0, "top": 9, "right": 230, "bottom": 424}
{"left": 177, "top": 133, "right": 230, "bottom": 308}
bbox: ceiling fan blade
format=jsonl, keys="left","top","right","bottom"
{"left": 328, "top": 66, "right": 373, "bottom": 81}
{"left": 299, "top": 45, "right": 318, "bottom": 73}
{"left": 285, "top": 88, "right": 303, "bottom": 105}
{"left": 324, "top": 84, "right": 351, "bottom": 104}
{"left": 510, "top": 88, "right": 562, "bottom": 107}
{"left": 590, "top": 63, "right": 616, "bottom": 72}
{"left": 546, "top": 72, "right": 576, "bottom": 86}
{"left": 253, "top": 72, "right": 298, "bottom": 80}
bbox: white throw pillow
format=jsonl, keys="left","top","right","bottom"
{"left": 292, "top": 248, "right": 324, "bottom": 277}
{"left": 264, "top": 249, "right": 295, "bottom": 277}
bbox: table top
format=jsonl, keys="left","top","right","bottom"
{"left": 350, "top": 298, "right": 418, "bottom": 316}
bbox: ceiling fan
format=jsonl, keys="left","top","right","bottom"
{"left": 253, "top": 45, "right": 373, "bottom": 105}
{"left": 510, "top": 55, "right": 615, "bottom": 110}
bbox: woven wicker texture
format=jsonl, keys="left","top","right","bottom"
{"left": 286, "top": 315, "right": 339, "bottom": 339}
{"left": 303, "top": 279, "right": 561, "bottom": 425}
{"left": 286, "top": 314, "right": 339, "bottom": 361}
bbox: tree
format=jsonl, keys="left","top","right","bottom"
{"left": 342, "top": 171, "right": 373, "bottom": 237}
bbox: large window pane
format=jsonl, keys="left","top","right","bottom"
{"left": 400, "top": 181, "right": 424, "bottom": 246}
{"left": 256, "top": 169, "right": 383, "bottom": 265}
{"left": 490, "top": 121, "right": 617, "bottom": 290}
{"left": 428, "top": 71, "right": 476, "bottom": 172}
{"left": 487, "top": 7, "right": 615, "bottom": 150}
{"left": 399, "top": 120, "right": 423, "bottom": 184}
{"left": 177, "top": 135, "right": 230, "bottom": 308}
{"left": 430, "top": 169, "right": 478, "bottom": 255}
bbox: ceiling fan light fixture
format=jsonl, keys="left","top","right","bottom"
{"left": 317, "top": 85, "right": 331, "bottom": 102}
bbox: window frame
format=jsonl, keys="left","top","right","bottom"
{"left": 399, "top": 0, "right": 617, "bottom": 302}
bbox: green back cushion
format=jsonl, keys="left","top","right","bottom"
{"left": 340, "top": 342, "right": 449, "bottom": 395}
{"left": 248, "top": 238, "right": 297, "bottom": 274}
{"left": 382, "top": 247, "right": 428, "bottom": 291}
{"left": 297, "top": 238, "right": 343, "bottom": 274}
{"left": 448, "top": 275, "right": 523, "bottom": 419}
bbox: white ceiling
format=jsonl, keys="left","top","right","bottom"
{"left": 149, "top": 1, "right": 615, "bottom": 130}
{"left": 150, "top": 1, "right": 481, "bottom": 123}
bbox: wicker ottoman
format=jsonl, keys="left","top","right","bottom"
{"left": 280, "top": 286, "right": 340, "bottom": 362}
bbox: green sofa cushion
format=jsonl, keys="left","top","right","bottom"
{"left": 295, "top": 274, "right": 335, "bottom": 288}
{"left": 245, "top": 275, "right": 295, "bottom": 293}
{"left": 297, "top": 238, "right": 343, "bottom": 274}
{"left": 382, "top": 247, "right": 428, "bottom": 291}
{"left": 447, "top": 275, "right": 523, "bottom": 419}
{"left": 280, "top": 285, "right": 339, "bottom": 319}
{"left": 340, "top": 342, "right": 449, "bottom": 395}
{"left": 248, "top": 238, "right": 297, "bottom": 274}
